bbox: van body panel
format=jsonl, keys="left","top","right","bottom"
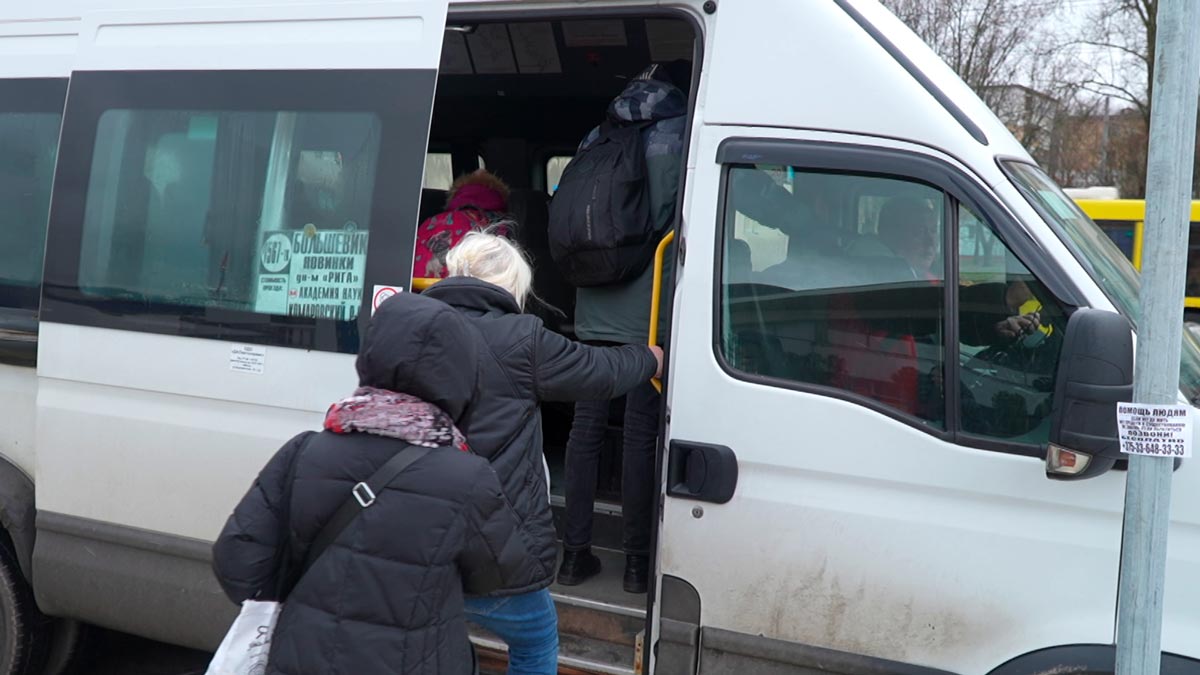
{"left": 658, "top": 124, "right": 1126, "bottom": 672}
{"left": 30, "top": 1, "right": 449, "bottom": 627}
{"left": 35, "top": 328, "right": 345, "bottom": 539}
{"left": 0, "top": 6, "right": 81, "bottom": 78}
{"left": 701, "top": 2, "right": 1030, "bottom": 170}
{"left": 74, "top": 0, "right": 448, "bottom": 72}
{"left": 0, "top": 16, "right": 74, "bottom": 483}
{"left": 0, "top": 366, "right": 37, "bottom": 476}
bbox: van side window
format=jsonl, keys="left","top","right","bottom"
{"left": 957, "top": 204, "right": 1067, "bottom": 443}
{"left": 0, "top": 79, "right": 66, "bottom": 315}
{"left": 546, "top": 155, "right": 571, "bottom": 195}
{"left": 719, "top": 166, "right": 948, "bottom": 427}
{"left": 79, "top": 109, "right": 381, "bottom": 322}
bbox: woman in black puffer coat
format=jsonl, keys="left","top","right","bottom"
{"left": 211, "top": 292, "right": 541, "bottom": 675}
{"left": 423, "top": 232, "right": 661, "bottom": 674}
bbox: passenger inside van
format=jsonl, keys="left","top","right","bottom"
{"left": 876, "top": 196, "right": 940, "bottom": 280}
{"left": 413, "top": 169, "right": 514, "bottom": 279}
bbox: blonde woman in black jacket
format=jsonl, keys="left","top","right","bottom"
{"left": 424, "top": 232, "right": 661, "bottom": 674}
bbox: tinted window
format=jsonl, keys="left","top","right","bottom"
{"left": 0, "top": 79, "right": 66, "bottom": 313}
{"left": 957, "top": 203, "right": 1067, "bottom": 443}
{"left": 720, "top": 162, "right": 1071, "bottom": 447}
{"left": 424, "top": 152, "right": 453, "bottom": 190}
{"left": 80, "top": 109, "right": 381, "bottom": 322}
{"left": 1092, "top": 219, "right": 1136, "bottom": 260}
{"left": 547, "top": 155, "right": 571, "bottom": 194}
{"left": 720, "top": 166, "right": 948, "bottom": 427}
{"left": 42, "top": 70, "right": 435, "bottom": 354}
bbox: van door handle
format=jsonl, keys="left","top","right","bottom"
{"left": 666, "top": 441, "right": 738, "bottom": 504}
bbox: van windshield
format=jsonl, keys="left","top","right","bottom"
{"left": 1003, "top": 160, "right": 1200, "bottom": 404}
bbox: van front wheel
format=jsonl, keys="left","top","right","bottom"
{"left": 0, "top": 542, "right": 46, "bottom": 675}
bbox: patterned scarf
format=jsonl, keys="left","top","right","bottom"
{"left": 324, "top": 387, "right": 469, "bottom": 451}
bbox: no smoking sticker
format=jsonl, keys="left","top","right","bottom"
{"left": 1117, "top": 402, "right": 1193, "bottom": 458}
{"left": 372, "top": 285, "right": 404, "bottom": 315}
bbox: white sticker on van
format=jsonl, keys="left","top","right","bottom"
{"left": 1117, "top": 402, "right": 1193, "bottom": 458}
{"left": 230, "top": 345, "right": 267, "bottom": 375}
{"left": 371, "top": 285, "right": 403, "bottom": 315}
{"left": 256, "top": 275, "right": 290, "bottom": 315}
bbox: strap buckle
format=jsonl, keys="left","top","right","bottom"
{"left": 352, "top": 482, "right": 376, "bottom": 508}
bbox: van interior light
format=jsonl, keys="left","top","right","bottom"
{"left": 445, "top": 24, "right": 476, "bottom": 34}
{"left": 1046, "top": 444, "right": 1092, "bottom": 476}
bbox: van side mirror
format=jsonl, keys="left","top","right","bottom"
{"left": 1046, "top": 308, "right": 1134, "bottom": 480}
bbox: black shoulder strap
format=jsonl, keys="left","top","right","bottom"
{"left": 297, "top": 444, "right": 434, "bottom": 582}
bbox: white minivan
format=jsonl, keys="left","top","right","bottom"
{"left": 1, "top": 1, "right": 1198, "bottom": 674}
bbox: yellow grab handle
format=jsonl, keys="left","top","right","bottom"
{"left": 649, "top": 230, "right": 676, "bottom": 393}
{"left": 411, "top": 277, "right": 439, "bottom": 291}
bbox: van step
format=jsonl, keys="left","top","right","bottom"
{"left": 472, "top": 547, "right": 643, "bottom": 675}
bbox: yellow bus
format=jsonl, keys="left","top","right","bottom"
{"left": 1073, "top": 198, "right": 1200, "bottom": 316}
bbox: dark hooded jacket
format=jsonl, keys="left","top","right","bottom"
{"left": 211, "top": 292, "right": 541, "bottom": 675}
{"left": 423, "top": 277, "right": 658, "bottom": 591}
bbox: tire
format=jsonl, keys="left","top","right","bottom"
{"left": 0, "top": 542, "right": 47, "bottom": 675}
{"left": 39, "top": 620, "right": 88, "bottom": 675}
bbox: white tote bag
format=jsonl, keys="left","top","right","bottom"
{"left": 206, "top": 600, "right": 282, "bottom": 675}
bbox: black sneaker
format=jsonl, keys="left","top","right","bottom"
{"left": 557, "top": 548, "right": 602, "bottom": 586}
{"left": 623, "top": 555, "right": 649, "bottom": 594}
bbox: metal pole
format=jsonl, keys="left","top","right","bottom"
{"left": 1116, "top": 1, "right": 1200, "bottom": 673}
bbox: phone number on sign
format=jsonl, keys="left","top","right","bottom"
{"left": 1124, "top": 440, "right": 1188, "bottom": 456}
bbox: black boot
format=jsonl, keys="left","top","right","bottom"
{"left": 623, "top": 555, "right": 649, "bottom": 594}
{"left": 557, "top": 548, "right": 602, "bottom": 586}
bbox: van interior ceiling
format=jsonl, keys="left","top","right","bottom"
{"left": 420, "top": 16, "right": 697, "bottom": 502}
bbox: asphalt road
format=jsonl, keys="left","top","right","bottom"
{"left": 85, "top": 630, "right": 211, "bottom": 675}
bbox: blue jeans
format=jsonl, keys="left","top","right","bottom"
{"left": 464, "top": 589, "right": 559, "bottom": 675}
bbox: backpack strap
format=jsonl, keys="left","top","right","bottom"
{"left": 280, "top": 444, "right": 433, "bottom": 596}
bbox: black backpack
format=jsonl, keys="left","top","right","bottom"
{"left": 548, "top": 120, "right": 659, "bottom": 287}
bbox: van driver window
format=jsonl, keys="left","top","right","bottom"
{"left": 78, "top": 109, "right": 382, "bottom": 322}
{"left": 719, "top": 166, "right": 948, "bottom": 427}
{"left": 720, "top": 165, "right": 1069, "bottom": 445}
{"left": 957, "top": 203, "right": 1067, "bottom": 444}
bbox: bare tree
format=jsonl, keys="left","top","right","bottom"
{"left": 1076, "top": 0, "right": 1154, "bottom": 125}
{"left": 883, "top": 0, "right": 1092, "bottom": 175}
{"left": 882, "top": 0, "right": 1064, "bottom": 112}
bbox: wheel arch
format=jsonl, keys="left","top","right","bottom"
{"left": 0, "top": 458, "right": 36, "bottom": 582}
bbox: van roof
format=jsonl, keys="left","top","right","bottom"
{"left": 0, "top": 4, "right": 81, "bottom": 78}
{"left": 6, "top": 0, "right": 1035, "bottom": 168}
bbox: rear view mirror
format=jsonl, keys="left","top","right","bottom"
{"left": 1046, "top": 308, "right": 1134, "bottom": 480}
